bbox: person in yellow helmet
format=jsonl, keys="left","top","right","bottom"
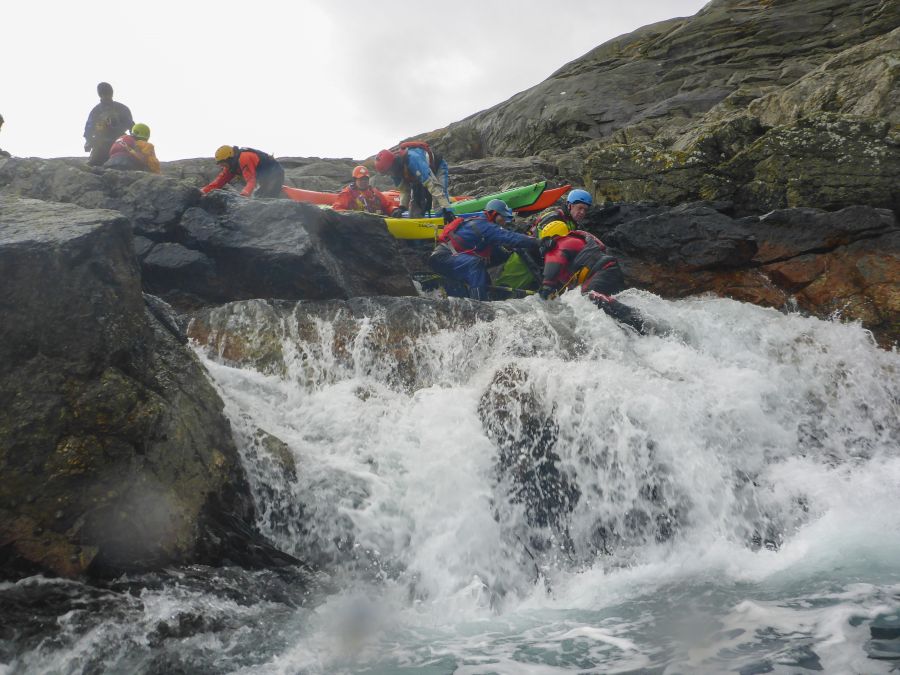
{"left": 201, "top": 145, "right": 285, "bottom": 198}
{"left": 103, "top": 123, "right": 160, "bottom": 174}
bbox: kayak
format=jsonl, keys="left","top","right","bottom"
{"left": 282, "top": 185, "right": 404, "bottom": 210}
{"left": 450, "top": 181, "right": 548, "bottom": 214}
{"left": 282, "top": 185, "right": 472, "bottom": 211}
{"left": 515, "top": 184, "right": 571, "bottom": 214}
{"left": 384, "top": 217, "right": 443, "bottom": 240}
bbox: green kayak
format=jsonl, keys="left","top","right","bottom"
{"left": 450, "top": 181, "right": 548, "bottom": 214}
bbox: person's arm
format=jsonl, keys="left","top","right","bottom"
{"left": 83, "top": 105, "right": 98, "bottom": 148}
{"left": 139, "top": 141, "right": 161, "bottom": 174}
{"left": 374, "top": 188, "right": 393, "bottom": 215}
{"left": 331, "top": 186, "right": 353, "bottom": 210}
{"left": 119, "top": 103, "right": 134, "bottom": 134}
{"left": 238, "top": 152, "right": 260, "bottom": 197}
{"left": 483, "top": 223, "right": 536, "bottom": 250}
{"left": 201, "top": 166, "right": 234, "bottom": 194}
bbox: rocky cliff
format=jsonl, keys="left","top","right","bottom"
{"left": 425, "top": 0, "right": 899, "bottom": 216}
{"left": 0, "top": 0, "right": 897, "bottom": 581}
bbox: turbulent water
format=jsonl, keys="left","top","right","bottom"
{"left": 3, "top": 291, "right": 899, "bottom": 674}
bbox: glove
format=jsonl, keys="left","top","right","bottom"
{"left": 587, "top": 291, "right": 613, "bottom": 306}
{"left": 84, "top": 141, "right": 92, "bottom": 152}
{"left": 441, "top": 208, "right": 456, "bottom": 224}
{"left": 390, "top": 207, "right": 404, "bottom": 217}
{"left": 538, "top": 286, "right": 554, "bottom": 300}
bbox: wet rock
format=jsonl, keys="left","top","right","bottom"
{"left": 478, "top": 365, "right": 580, "bottom": 552}
{"left": 0, "top": 195, "right": 294, "bottom": 578}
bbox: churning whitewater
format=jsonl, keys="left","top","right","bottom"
{"left": 3, "top": 291, "right": 899, "bottom": 673}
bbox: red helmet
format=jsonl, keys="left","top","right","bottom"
{"left": 352, "top": 165, "right": 370, "bottom": 179}
{"left": 374, "top": 149, "right": 395, "bottom": 173}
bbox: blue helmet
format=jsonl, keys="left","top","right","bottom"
{"left": 484, "top": 198, "right": 513, "bottom": 219}
{"left": 566, "top": 189, "right": 593, "bottom": 207}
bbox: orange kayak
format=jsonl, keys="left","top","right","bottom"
{"left": 515, "top": 184, "right": 571, "bottom": 214}
{"left": 282, "top": 185, "right": 473, "bottom": 212}
{"left": 282, "top": 185, "right": 402, "bottom": 210}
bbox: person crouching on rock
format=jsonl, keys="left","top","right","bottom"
{"left": 201, "top": 145, "right": 285, "bottom": 198}
{"left": 331, "top": 165, "right": 393, "bottom": 214}
{"left": 103, "top": 123, "right": 160, "bottom": 173}
{"left": 428, "top": 199, "right": 539, "bottom": 300}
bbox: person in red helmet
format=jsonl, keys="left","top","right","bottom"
{"left": 374, "top": 141, "right": 451, "bottom": 218}
{"left": 331, "top": 165, "right": 393, "bottom": 214}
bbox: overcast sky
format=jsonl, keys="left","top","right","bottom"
{"left": 2, "top": 0, "right": 709, "bottom": 162}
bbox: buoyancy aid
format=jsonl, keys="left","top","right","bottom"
{"left": 438, "top": 215, "right": 482, "bottom": 253}
{"left": 236, "top": 147, "right": 278, "bottom": 172}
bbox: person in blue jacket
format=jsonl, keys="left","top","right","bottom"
{"left": 428, "top": 199, "right": 539, "bottom": 300}
{"left": 374, "top": 141, "right": 451, "bottom": 218}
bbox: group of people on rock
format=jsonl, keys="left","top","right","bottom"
{"left": 75, "top": 82, "right": 628, "bottom": 316}
{"left": 83, "top": 82, "right": 160, "bottom": 173}
{"left": 429, "top": 190, "right": 626, "bottom": 312}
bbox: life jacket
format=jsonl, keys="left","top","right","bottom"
{"left": 396, "top": 140, "right": 439, "bottom": 173}
{"left": 107, "top": 134, "right": 137, "bottom": 158}
{"left": 543, "top": 230, "right": 609, "bottom": 290}
{"left": 438, "top": 214, "right": 487, "bottom": 256}
{"left": 235, "top": 147, "right": 278, "bottom": 173}
{"left": 530, "top": 206, "right": 575, "bottom": 236}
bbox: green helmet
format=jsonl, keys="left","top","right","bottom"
{"left": 131, "top": 123, "right": 150, "bottom": 141}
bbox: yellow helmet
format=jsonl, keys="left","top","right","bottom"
{"left": 131, "top": 123, "right": 150, "bottom": 140}
{"left": 539, "top": 220, "right": 570, "bottom": 239}
{"left": 214, "top": 145, "right": 235, "bottom": 162}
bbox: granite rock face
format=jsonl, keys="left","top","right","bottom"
{"left": 0, "top": 158, "right": 416, "bottom": 310}
{"left": 0, "top": 196, "right": 295, "bottom": 578}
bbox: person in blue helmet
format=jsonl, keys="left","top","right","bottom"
{"left": 428, "top": 198, "right": 539, "bottom": 300}
{"left": 495, "top": 188, "right": 595, "bottom": 291}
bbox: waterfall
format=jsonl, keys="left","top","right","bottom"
{"left": 4, "top": 291, "right": 898, "bottom": 674}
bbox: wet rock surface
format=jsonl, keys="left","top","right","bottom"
{"left": 0, "top": 195, "right": 298, "bottom": 578}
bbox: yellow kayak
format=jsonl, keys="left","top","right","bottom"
{"left": 383, "top": 217, "right": 444, "bottom": 240}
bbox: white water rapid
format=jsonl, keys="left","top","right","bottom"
{"left": 3, "top": 290, "right": 898, "bottom": 674}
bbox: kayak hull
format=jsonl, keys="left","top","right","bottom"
{"left": 450, "top": 181, "right": 547, "bottom": 214}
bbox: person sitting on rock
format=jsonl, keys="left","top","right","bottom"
{"left": 0, "top": 114, "right": 10, "bottom": 158}
{"left": 537, "top": 220, "right": 645, "bottom": 331}
{"left": 83, "top": 82, "right": 134, "bottom": 167}
{"left": 332, "top": 165, "right": 393, "bottom": 214}
{"left": 428, "top": 199, "right": 538, "bottom": 300}
{"left": 374, "top": 141, "right": 452, "bottom": 219}
{"left": 103, "top": 123, "right": 160, "bottom": 174}
{"left": 496, "top": 188, "right": 595, "bottom": 292}
{"left": 201, "top": 145, "right": 285, "bottom": 198}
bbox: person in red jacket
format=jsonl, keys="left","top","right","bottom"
{"left": 331, "top": 165, "right": 393, "bottom": 214}
{"left": 201, "top": 145, "right": 285, "bottom": 198}
{"left": 537, "top": 220, "right": 649, "bottom": 332}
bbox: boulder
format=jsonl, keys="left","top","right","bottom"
{"left": 0, "top": 158, "right": 200, "bottom": 239}
{"left": 604, "top": 203, "right": 758, "bottom": 270}
{"left": 160, "top": 192, "right": 417, "bottom": 307}
{"left": 0, "top": 195, "right": 293, "bottom": 578}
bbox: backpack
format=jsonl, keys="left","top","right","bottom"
{"left": 396, "top": 140, "right": 442, "bottom": 173}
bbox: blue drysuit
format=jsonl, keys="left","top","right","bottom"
{"left": 428, "top": 215, "right": 537, "bottom": 300}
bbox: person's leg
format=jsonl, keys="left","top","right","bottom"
{"left": 581, "top": 259, "right": 625, "bottom": 296}
{"left": 256, "top": 164, "right": 286, "bottom": 198}
{"left": 88, "top": 137, "right": 115, "bottom": 166}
